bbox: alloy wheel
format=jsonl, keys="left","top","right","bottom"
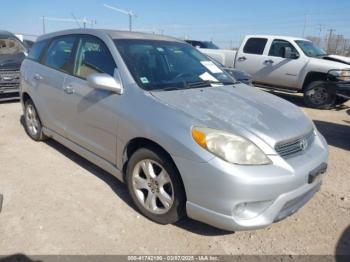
{"left": 25, "top": 104, "right": 40, "bottom": 137}
{"left": 131, "top": 159, "right": 174, "bottom": 215}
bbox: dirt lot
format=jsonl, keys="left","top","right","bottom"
{"left": 0, "top": 94, "right": 349, "bottom": 256}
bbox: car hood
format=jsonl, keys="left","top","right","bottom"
{"left": 150, "top": 84, "right": 313, "bottom": 148}
{"left": 0, "top": 52, "right": 25, "bottom": 70}
{"left": 324, "top": 55, "right": 350, "bottom": 65}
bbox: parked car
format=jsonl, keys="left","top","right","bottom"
{"left": 20, "top": 29, "right": 328, "bottom": 231}
{"left": 194, "top": 35, "right": 350, "bottom": 109}
{"left": 0, "top": 30, "right": 27, "bottom": 101}
{"left": 184, "top": 42, "right": 252, "bottom": 85}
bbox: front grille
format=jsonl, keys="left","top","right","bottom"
{"left": 0, "top": 70, "right": 20, "bottom": 84}
{"left": 275, "top": 130, "right": 315, "bottom": 158}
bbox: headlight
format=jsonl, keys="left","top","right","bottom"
{"left": 329, "top": 69, "right": 350, "bottom": 81}
{"left": 340, "top": 70, "right": 350, "bottom": 81}
{"left": 192, "top": 127, "right": 271, "bottom": 165}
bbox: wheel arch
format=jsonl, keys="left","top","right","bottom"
{"left": 22, "top": 92, "right": 32, "bottom": 104}
{"left": 302, "top": 71, "right": 328, "bottom": 91}
{"left": 121, "top": 137, "right": 187, "bottom": 199}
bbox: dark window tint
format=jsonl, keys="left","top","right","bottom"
{"left": 269, "top": 39, "right": 298, "bottom": 58}
{"left": 74, "top": 36, "right": 116, "bottom": 79}
{"left": 0, "top": 37, "right": 26, "bottom": 55}
{"left": 28, "top": 40, "right": 47, "bottom": 61}
{"left": 44, "top": 36, "right": 76, "bottom": 73}
{"left": 186, "top": 40, "right": 205, "bottom": 49}
{"left": 243, "top": 38, "right": 267, "bottom": 55}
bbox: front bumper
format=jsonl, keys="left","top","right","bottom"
{"left": 335, "top": 82, "right": 350, "bottom": 99}
{"left": 327, "top": 69, "right": 350, "bottom": 99}
{"left": 173, "top": 132, "right": 328, "bottom": 231}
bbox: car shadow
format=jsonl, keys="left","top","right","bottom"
{"left": 266, "top": 91, "right": 350, "bottom": 111}
{"left": 266, "top": 91, "right": 306, "bottom": 107}
{"left": 336, "top": 225, "right": 350, "bottom": 259}
{"left": 19, "top": 116, "right": 232, "bottom": 236}
{"left": 0, "top": 254, "right": 40, "bottom": 262}
{"left": 313, "top": 120, "right": 350, "bottom": 151}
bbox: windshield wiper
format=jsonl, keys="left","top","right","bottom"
{"left": 186, "top": 80, "right": 236, "bottom": 88}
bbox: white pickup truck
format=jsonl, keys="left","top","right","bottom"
{"left": 187, "top": 36, "right": 350, "bottom": 108}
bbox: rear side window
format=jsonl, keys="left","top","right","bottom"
{"left": 28, "top": 40, "right": 47, "bottom": 61}
{"left": 74, "top": 36, "right": 116, "bottom": 79}
{"left": 243, "top": 38, "right": 268, "bottom": 55}
{"left": 44, "top": 36, "right": 76, "bottom": 73}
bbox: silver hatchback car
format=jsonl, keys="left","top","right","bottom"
{"left": 20, "top": 29, "right": 328, "bottom": 231}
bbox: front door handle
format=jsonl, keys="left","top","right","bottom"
{"left": 33, "top": 74, "right": 43, "bottom": 81}
{"left": 238, "top": 56, "right": 247, "bottom": 61}
{"left": 264, "top": 59, "right": 274, "bottom": 64}
{"left": 63, "top": 85, "right": 75, "bottom": 94}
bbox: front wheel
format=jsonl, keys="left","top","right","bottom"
{"left": 126, "top": 148, "right": 186, "bottom": 224}
{"left": 303, "top": 81, "right": 336, "bottom": 109}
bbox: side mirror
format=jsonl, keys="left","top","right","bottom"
{"left": 284, "top": 47, "right": 299, "bottom": 59}
{"left": 87, "top": 71, "right": 123, "bottom": 95}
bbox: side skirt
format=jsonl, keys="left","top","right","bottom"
{"left": 42, "top": 127, "right": 124, "bottom": 182}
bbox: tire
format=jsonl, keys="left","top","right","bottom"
{"left": 303, "top": 81, "right": 336, "bottom": 109}
{"left": 334, "top": 96, "right": 349, "bottom": 106}
{"left": 125, "top": 147, "right": 186, "bottom": 224}
{"left": 24, "top": 99, "right": 46, "bottom": 141}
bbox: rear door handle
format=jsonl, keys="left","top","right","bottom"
{"left": 264, "top": 59, "right": 274, "bottom": 64}
{"left": 63, "top": 85, "right": 75, "bottom": 94}
{"left": 238, "top": 56, "right": 247, "bottom": 61}
{"left": 33, "top": 74, "right": 43, "bottom": 81}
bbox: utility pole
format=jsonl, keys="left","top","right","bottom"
{"left": 302, "top": 15, "right": 309, "bottom": 37}
{"left": 104, "top": 4, "right": 137, "bottom": 31}
{"left": 42, "top": 16, "right": 46, "bottom": 34}
{"left": 327, "top": 28, "right": 336, "bottom": 53}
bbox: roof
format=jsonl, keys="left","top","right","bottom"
{"left": 0, "top": 30, "right": 16, "bottom": 37}
{"left": 37, "top": 28, "right": 183, "bottom": 43}
{"left": 245, "top": 35, "right": 310, "bottom": 42}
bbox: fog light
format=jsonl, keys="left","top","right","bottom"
{"left": 233, "top": 200, "right": 273, "bottom": 220}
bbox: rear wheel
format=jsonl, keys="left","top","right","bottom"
{"left": 24, "top": 100, "right": 46, "bottom": 141}
{"left": 303, "top": 81, "right": 336, "bottom": 109}
{"left": 126, "top": 147, "right": 186, "bottom": 224}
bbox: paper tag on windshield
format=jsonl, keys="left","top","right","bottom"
{"left": 140, "top": 77, "right": 149, "bottom": 84}
{"left": 199, "top": 72, "right": 219, "bottom": 82}
{"left": 201, "top": 61, "right": 223, "bottom": 74}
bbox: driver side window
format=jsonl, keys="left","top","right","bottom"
{"left": 269, "top": 39, "right": 298, "bottom": 58}
{"left": 74, "top": 36, "right": 116, "bottom": 79}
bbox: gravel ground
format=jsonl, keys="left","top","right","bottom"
{"left": 0, "top": 94, "right": 349, "bottom": 256}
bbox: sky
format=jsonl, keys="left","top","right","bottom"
{"left": 2, "top": 0, "right": 350, "bottom": 48}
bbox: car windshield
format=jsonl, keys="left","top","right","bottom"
{"left": 203, "top": 41, "right": 219, "bottom": 49}
{"left": 0, "top": 36, "right": 26, "bottom": 55}
{"left": 114, "top": 39, "right": 235, "bottom": 91}
{"left": 295, "top": 40, "right": 327, "bottom": 57}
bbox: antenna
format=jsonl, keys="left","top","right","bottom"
{"left": 103, "top": 3, "right": 137, "bottom": 31}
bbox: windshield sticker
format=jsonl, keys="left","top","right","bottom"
{"left": 201, "top": 61, "right": 223, "bottom": 74}
{"left": 199, "top": 72, "right": 219, "bottom": 82}
{"left": 156, "top": 47, "right": 164, "bottom": 52}
{"left": 140, "top": 77, "right": 149, "bottom": 84}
